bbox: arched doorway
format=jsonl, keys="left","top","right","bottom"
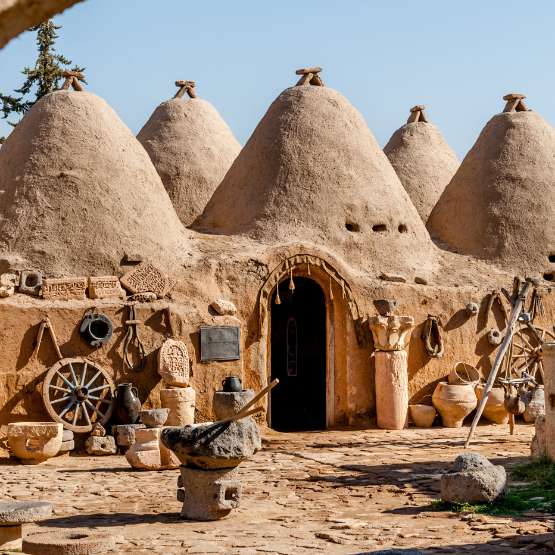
{"left": 270, "top": 277, "right": 326, "bottom": 431}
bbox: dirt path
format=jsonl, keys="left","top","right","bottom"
{"left": 0, "top": 425, "right": 552, "bottom": 554}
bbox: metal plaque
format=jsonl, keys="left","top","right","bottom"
{"left": 200, "top": 326, "right": 240, "bottom": 362}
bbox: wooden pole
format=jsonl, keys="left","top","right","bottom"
{"left": 465, "top": 279, "right": 531, "bottom": 448}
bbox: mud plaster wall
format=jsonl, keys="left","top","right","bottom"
{"left": 0, "top": 274, "right": 553, "bottom": 433}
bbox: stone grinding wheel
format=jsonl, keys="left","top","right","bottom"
{"left": 22, "top": 528, "right": 116, "bottom": 554}
{"left": 42, "top": 357, "right": 115, "bottom": 433}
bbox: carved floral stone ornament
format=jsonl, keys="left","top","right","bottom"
{"left": 368, "top": 315, "right": 414, "bottom": 351}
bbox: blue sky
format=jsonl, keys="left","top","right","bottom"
{"left": 1, "top": 0, "right": 554, "bottom": 157}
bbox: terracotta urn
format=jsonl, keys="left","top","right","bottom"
{"left": 448, "top": 362, "right": 480, "bottom": 386}
{"left": 432, "top": 382, "right": 477, "bottom": 428}
{"left": 409, "top": 404, "right": 436, "bottom": 428}
{"left": 475, "top": 385, "right": 509, "bottom": 425}
{"left": 7, "top": 422, "right": 63, "bottom": 464}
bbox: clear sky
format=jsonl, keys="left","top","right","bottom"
{"left": 1, "top": 0, "right": 555, "bottom": 157}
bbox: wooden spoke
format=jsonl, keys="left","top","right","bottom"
{"left": 72, "top": 403, "right": 81, "bottom": 426}
{"left": 67, "top": 361, "right": 79, "bottom": 387}
{"left": 51, "top": 395, "right": 72, "bottom": 405}
{"left": 85, "top": 369, "right": 102, "bottom": 389}
{"left": 85, "top": 399, "right": 106, "bottom": 420}
{"left": 81, "top": 361, "right": 88, "bottom": 386}
{"left": 56, "top": 371, "right": 75, "bottom": 390}
{"left": 82, "top": 403, "right": 91, "bottom": 427}
{"left": 59, "top": 398, "right": 75, "bottom": 418}
{"left": 49, "top": 384, "right": 72, "bottom": 394}
{"left": 88, "top": 384, "right": 111, "bottom": 393}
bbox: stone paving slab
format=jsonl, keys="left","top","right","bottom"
{"left": 0, "top": 425, "right": 551, "bottom": 553}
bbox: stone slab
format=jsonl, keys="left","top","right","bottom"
{"left": 120, "top": 262, "right": 170, "bottom": 298}
{"left": 42, "top": 277, "right": 87, "bottom": 300}
{"left": 88, "top": 276, "right": 125, "bottom": 299}
{"left": 0, "top": 501, "right": 52, "bottom": 524}
{"left": 19, "top": 270, "right": 42, "bottom": 296}
{"left": 85, "top": 435, "right": 117, "bottom": 455}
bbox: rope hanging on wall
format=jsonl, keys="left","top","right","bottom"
{"left": 422, "top": 315, "right": 444, "bottom": 358}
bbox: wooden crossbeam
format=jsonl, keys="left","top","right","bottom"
{"left": 174, "top": 80, "right": 197, "bottom": 99}
{"left": 503, "top": 93, "right": 528, "bottom": 113}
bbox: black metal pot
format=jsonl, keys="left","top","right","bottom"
{"left": 221, "top": 376, "right": 242, "bottom": 392}
{"left": 80, "top": 313, "right": 113, "bottom": 347}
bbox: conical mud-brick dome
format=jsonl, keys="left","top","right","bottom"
{"left": 0, "top": 82, "right": 186, "bottom": 275}
{"left": 428, "top": 93, "right": 555, "bottom": 277}
{"left": 138, "top": 80, "right": 241, "bottom": 226}
{"left": 196, "top": 68, "right": 435, "bottom": 273}
{"left": 384, "top": 105, "right": 459, "bottom": 223}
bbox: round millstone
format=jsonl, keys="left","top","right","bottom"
{"left": 22, "top": 528, "right": 116, "bottom": 554}
{"left": 0, "top": 501, "right": 52, "bottom": 524}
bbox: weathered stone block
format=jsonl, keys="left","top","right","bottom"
{"left": 112, "top": 423, "right": 145, "bottom": 448}
{"left": 210, "top": 299, "right": 237, "bottom": 315}
{"left": 42, "top": 277, "right": 87, "bottom": 300}
{"left": 19, "top": 270, "right": 42, "bottom": 296}
{"left": 85, "top": 435, "right": 117, "bottom": 455}
{"left": 158, "top": 339, "right": 190, "bottom": 387}
{"left": 440, "top": 453, "right": 506, "bottom": 504}
{"left": 213, "top": 390, "right": 254, "bottom": 420}
{"left": 88, "top": 275, "right": 125, "bottom": 299}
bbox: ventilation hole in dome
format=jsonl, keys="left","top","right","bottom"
{"left": 398, "top": 224, "right": 408, "bottom": 233}
{"left": 549, "top": 254, "right": 555, "bottom": 263}
{"left": 372, "top": 224, "right": 387, "bottom": 233}
{"left": 345, "top": 222, "right": 360, "bottom": 232}
{"left": 543, "top": 272, "right": 555, "bottom": 282}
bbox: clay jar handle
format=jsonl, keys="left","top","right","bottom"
{"left": 132, "top": 386, "right": 139, "bottom": 397}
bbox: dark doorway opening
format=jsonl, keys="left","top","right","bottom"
{"left": 270, "top": 277, "right": 327, "bottom": 431}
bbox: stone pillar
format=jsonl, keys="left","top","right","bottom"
{"left": 368, "top": 315, "right": 414, "bottom": 431}
{"left": 161, "top": 387, "right": 196, "bottom": 426}
{"left": 543, "top": 342, "right": 555, "bottom": 460}
{"left": 177, "top": 466, "right": 241, "bottom": 521}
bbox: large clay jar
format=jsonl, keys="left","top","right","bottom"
{"left": 523, "top": 385, "right": 545, "bottom": 424}
{"left": 7, "top": 422, "right": 63, "bottom": 464}
{"left": 161, "top": 387, "right": 196, "bottom": 426}
{"left": 475, "top": 385, "right": 509, "bottom": 425}
{"left": 432, "top": 382, "right": 477, "bottom": 428}
{"left": 114, "top": 383, "right": 141, "bottom": 424}
{"left": 409, "top": 404, "right": 436, "bottom": 428}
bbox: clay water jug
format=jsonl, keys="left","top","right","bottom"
{"left": 115, "top": 383, "right": 141, "bottom": 424}
{"left": 222, "top": 376, "right": 242, "bottom": 392}
{"left": 432, "top": 381, "right": 477, "bottom": 428}
{"left": 475, "top": 384, "right": 509, "bottom": 425}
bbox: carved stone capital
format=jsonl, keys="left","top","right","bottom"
{"left": 368, "top": 315, "right": 414, "bottom": 351}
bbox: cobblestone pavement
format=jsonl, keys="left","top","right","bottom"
{"left": 0, "top": 425, "right": 552, "bottom": 554}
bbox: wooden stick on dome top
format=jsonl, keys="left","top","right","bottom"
{"left": 503, "top": 93, "right": 528, "bottom": 113}
{"left": 295, "top": 66, "right": 325, "bottom": 87}
{"left": 174, "top": 80, "right": 197, "bottom": 99}
{"left": 407, "top": 105, "right": 428, "bottom": 124}
{"left": 61, "top": 71, "right": 85, "bottom": 91}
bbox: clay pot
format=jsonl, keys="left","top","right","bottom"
{"left": 409, "top": 404, "right": 436, "bottom": 428}
{"left": 448, "top": 362, "right": 480, "bottom": 386}
{"left": 523, "top": 385, "right": 545, "bottom": 423}
{"left": 7, "top": 422, "right": 63, "bottom": 464}
{"left": 432, "top": 382, "right": 477, "bottom": 428}
{"left": 475, "top": 385, "right": 509, "bottom": 425}
{"left": 140, "top": 408, "right": 169, "bottom": 428}
{"left": 114, "top": 383, "right": 141, "bottom": 424}
{"left": 222, "top": 376, "right": 242, "bottom": 392}
{"left": 160, "top": 387, "right": 196, "bottom": 426}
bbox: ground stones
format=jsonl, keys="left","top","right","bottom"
{"left": 41, "top": 277, "right": 87, "bottom": 300}
{"left": 158, "top": 339, "right": 190, "bottom": 387}
{"left": 0, "top": 501, "right": 52, "bottom": 551}
{"left": 120, "top": 262, "right": 171, "bottom": 298}
{"left": 22, "top": 528, "right": 116, "bottom": 555}
{"left": 440, "top": 453, "right": 506, "bottom": 504}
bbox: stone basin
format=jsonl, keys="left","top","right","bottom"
{"left": 7, "top": 422, "right": 63, "bottom": 464}
{"left": 161, "top": 419, "right": 261, "bottom": 470}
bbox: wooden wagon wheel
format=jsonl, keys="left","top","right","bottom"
{"left": 42, "top": 357, "right": 115, "bottom": 433}
{"left": 508, "top": 325, "right": 555, "bottom": 383}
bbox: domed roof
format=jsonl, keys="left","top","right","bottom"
{"left": 0, "top": 89, "right": 187, "bottom": 275}
{"left": 428, "top": 94, "right": 555, "bottom": 277}
{"left": 195, "top": 75, "right": 435, "bottom": 273}
{"left": 137, "top": 81, "right": 241, "bottom": 226}
{"left": 384, "top": 105, "right": 459, "bottom": 223}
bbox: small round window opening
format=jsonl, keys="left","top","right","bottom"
{"left": 549, "top": 254, "right": 555, "bottom": 263}
{"left": 372, "top": 224, "right": 387, "bottom": 233}
{"left": 543, "top": 272, "right": 554, "bottom": 282}
{"left": 345, "top": 222, "right": 360, "bottom": 232}
{"left": 398, "top": 224, "right": 408, "bottom": 233}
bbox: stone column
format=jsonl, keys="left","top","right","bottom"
{"left": 543, "top": 342, "right": 555, "bottom": 460}
{"left": 368, "top": 315, "right": 414, "bottom": 430}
